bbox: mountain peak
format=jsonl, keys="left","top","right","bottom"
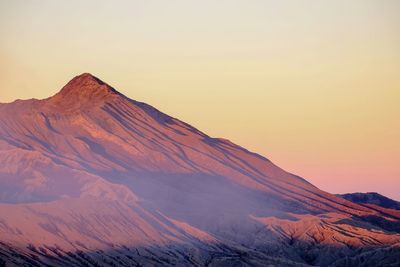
{"left": 70, "top": 72, "right": 104, "bottom": 84}
{"left": 60, "top": 73, "right": 117, "bottom": 95}
{"left": 48, "top": 73, "right": 121, "bottom": 108}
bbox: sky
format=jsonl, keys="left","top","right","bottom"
{"left": 1, "top": 0, "right": 399, "bottom": 200}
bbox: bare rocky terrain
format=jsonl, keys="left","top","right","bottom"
{"left": 339, "top": 192, "right": 400, "bottom": 211}
{"left": 0, "top": 73, "right": 399, "bottom": 266}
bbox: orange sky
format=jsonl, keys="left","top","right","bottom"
{"left": 1, "top": 1, "right": 399, "bottom": 200}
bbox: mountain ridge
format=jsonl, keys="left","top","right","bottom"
{"left": 339, "top": 192, "right": 400, "bottom": 210}
{"left": 0, "top": 73, "right": 399, "bottom": 266}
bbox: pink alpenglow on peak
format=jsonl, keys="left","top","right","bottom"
{"left": 0, "top": 74, "right": 399, "bottom": 266}
{"left": 45, "top": 73, "right": 121, "bottom": 110}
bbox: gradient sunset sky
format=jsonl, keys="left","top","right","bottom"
{"left": 1, "top": 0, "right": 399, "bottom": 200}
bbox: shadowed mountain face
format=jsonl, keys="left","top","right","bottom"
{"left": 339, "top": 192, "right": 400, "bottom": 211}
{"left": 0, "top": 73, "right": 399, "bottom": 266}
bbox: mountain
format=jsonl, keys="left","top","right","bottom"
{"left": 338, "top": 192, "right": 400, "bottom": 223}
{"left": 0, "top": 73, "right": 399, "bottom": 266}
{"left": 339, "top": 192, "right": 400, "bottom": 210}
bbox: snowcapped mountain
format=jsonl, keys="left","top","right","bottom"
{"left": 0, "top": 73, "right": 399, "bottom": 266}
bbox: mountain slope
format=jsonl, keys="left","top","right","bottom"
{"left": 339, "top": 192, "right": 400, "bottom": 211}
{"left": 0, "top": 73, "right": 399, "bottom": 266}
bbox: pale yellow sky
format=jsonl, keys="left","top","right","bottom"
{"left": 1, "top": 0, "right": 400, "bottom": 199}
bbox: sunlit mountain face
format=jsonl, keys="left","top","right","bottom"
{"left": 0, "top": 74, "right": 399, "bottom": 266}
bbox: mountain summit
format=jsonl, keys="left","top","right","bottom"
{"left": 47, "top": 73, "right": 121, "bottom": 109}
{"left": 0, "top": 74, "right": 399, "bottom": 266}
